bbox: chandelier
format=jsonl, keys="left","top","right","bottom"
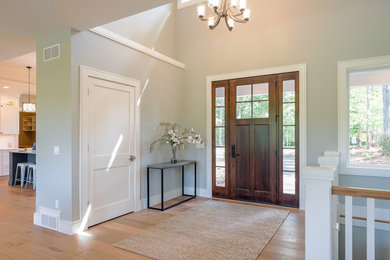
{"left": 23, "top": 66, "right": 36, "bottom": 113}
{"left": 197, "top": 0, "right": 250, "bottom": 31}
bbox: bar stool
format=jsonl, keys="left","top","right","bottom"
{"left": 14, "top": 162, "right": 32, "bottom": 188}
{"left": 25, "top": 164, "right": 36, "bottom": 190}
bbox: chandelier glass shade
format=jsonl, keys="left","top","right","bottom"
{"left": 197, "top": 0, "right": 250, "bottom": 31}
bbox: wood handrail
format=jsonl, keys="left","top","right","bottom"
{"left": 332, "top": 186, "right": 390, "bottom": 201}
{"left": 339, "top": 214, "right": 390, "bottom": 224}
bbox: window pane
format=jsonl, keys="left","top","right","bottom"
{"left": 283, "top": 103, "right": 295, "bottom": 125}
{"left": 283, "top": 126, "right": 295, "bottom": 148}
{"left": 236, "top": 102, "right": 251, "bottom": 119}
{"left": 253, "top": 83, "right": 269, "bottom": 101}
{"left": 215, "top": 127, "right": 225, "bottom": 146}
{"left": 236, "top": 85, "right": 251, "bottom": 102}
{"left": 215, "top": 87, "right": 225, "bottom": 106}
{"left": 216, "top": 147, "right": 225, "bottom": 167}
{"left": 283, "top": 149, "right": 295, "bottom": 194}
{"left": 216, "top": 167, "right": 225, "bottom": 187}
{"left": 253, "top": 101, "right": 269, "bottom": 118}
{"left": 215, "top": 107, "right": 225, "bottom": 126}
{"left": 283, "top": 80, "right": 295, "bottom": 102}
{"left": 349, "top": 74, "right": 390, "bottom": 165}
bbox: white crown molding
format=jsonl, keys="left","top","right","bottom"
{"left": 89, "top": 27, "right": 186, "bottom": 70}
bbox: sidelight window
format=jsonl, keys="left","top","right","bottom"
{"left": 215, "top": 87, "right": 226, "bottom": 187}
{"left": 281, "top": 79, "right": 296, "bottom": 195}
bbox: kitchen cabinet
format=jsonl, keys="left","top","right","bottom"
{"left": 0, "top": 151, "right": 10, "bottom": 176}
{"left": 0, "top": 96, "right": 19, "bottom": 135}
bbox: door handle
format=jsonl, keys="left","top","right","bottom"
{"left": 129, "top": 155, "right": 136, "bottom": 161}
{"left": 232, "top": 145, "right": 240, "bottom": 158}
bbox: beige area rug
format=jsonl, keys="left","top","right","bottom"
{"left": 115, "top": 200, "right": 289, "bottom": 260}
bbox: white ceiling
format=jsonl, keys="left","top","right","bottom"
{"left": 0, "top": 52, "right": 36, "bottom": 96}
{"left": 0, "top": 0, "right": 174, "bottom": 62}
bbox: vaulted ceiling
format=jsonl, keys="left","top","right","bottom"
{"left": 0, "top": 0, "right": 174, "bottom": 62}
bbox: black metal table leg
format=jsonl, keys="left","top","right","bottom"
{"left": 161, "top": 169, "right": 164, "bottom": 211}
{"left": 182, "top": 166, "right": 184, "bottom": 196}
{"left": 194, "top": 162, "right": 197, "bottom": 197}
{"left": 147, "top": 167, "right": 150, "bottom": 209}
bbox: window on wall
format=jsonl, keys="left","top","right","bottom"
{"left": 339, "top": 56, "right": 390, "bottom": 174}
{"left": 348, "top": 69, "right": 390, "bottom": 166}
{"left": 177, "top": 0, "right": 206, "bottom": 9}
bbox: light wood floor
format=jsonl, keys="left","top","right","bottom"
{"left": 0, "top": 179, "right": 304, "bottom": 259}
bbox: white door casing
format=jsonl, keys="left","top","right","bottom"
{"left": 80, "top": 66, "right": 141, "bottom": 229}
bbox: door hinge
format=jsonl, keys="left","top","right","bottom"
{"left": 275, "top": 115, "right": 279, "bottom": 122}
{"left": 87, "top": 88, "right": 90, "bottom": 96}
{"left": 87, "top": 145, "right": 90, "bottom": 152}
{"left": 275, "top": 150, "right": 278, "bottom": 157}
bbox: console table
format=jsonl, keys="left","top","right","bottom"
{"left": 147, "top": 160, "right": 196, "bottom": 211}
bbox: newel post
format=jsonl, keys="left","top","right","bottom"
{"left": 303, "top": 167, "right": 336, "bottom": 260}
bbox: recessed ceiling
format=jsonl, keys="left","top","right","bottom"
{"left": 0, "top": 0, "right": 174, "bottom": 62}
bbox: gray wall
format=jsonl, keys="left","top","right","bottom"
{"left": 176, "top": 0, "right": 390, "bottom": 189}
{"left": 175, "top": 0, "right": 390, "bottom": 257}
{"left": 36, "top": 29, "right": 74, "bottom": 221}
{"left": 70, "top": 3, "right": 186, "bottom": 221}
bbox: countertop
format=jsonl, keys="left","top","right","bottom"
{"left": 8, "top": 149, "right": 36, "bottom": 155}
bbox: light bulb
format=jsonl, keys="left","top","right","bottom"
{"left": 214, "top": 0, "right": 220, "bottom": 8}
{"left": 208, "top": 17, "right": 215, "bottom": 29}
{"left": 228, "top": 18, "right": 234, "bottom": 30}
{"left": 197, "top": 5, "right": 205, "bottom": 18}
{"left": 230, "top": 0, "right": 238, "bottom": 8}
{"left": 244, "top": 9, "right": 250, "bottom": 21}
{"left": 239, "top": 0, "right": 247, "bottom": 11}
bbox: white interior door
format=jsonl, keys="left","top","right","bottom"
{"left": 87, "top": 76, "right": 136, "bottom": 227}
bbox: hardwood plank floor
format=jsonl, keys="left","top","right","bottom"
{"left": 0, "top": 179, "right": 304, "bottom": 259}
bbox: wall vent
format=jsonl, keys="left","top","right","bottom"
{"left": 43, "top": 44, "right": 60, "bottom": 62}
{"left": 41, "top": 213, "right": 58, "bottom": 230}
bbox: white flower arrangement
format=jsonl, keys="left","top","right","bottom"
{"left": 150, "top": 122, "right": 203, "bottom": 163}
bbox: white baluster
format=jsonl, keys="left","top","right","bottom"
{"left": 345, "top": 196, "right": 353, "bottom": 260}
{"left": 366, "top": 198, "right": 375, "bottom": 260}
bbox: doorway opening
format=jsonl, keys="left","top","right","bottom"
{"left": 211, "top": 72, "right": 299, "bottom": 207}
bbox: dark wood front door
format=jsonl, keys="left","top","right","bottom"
{"left": 212, "top": 72, "right": 299, "bottom": 207}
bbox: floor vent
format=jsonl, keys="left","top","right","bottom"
{"left": 43, "top": 44, "right": 60, "bottom": 62}
{"left": 37, "top": 207, "right": 60, "bottom": 231}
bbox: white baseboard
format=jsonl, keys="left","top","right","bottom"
{"left": 140, "top": 186, "right": 212, "bottom": 209}
{"left": 338, "top": 204, "right": 390, "bottom": 231}
{"left": 34, "top": 207, "right": 81, "bottom": 235}
{"left": 198, "top": 187, "right": 212, "bottom": 198}
{"left": 148, "top": 187, "right": 183, "bottom": 207}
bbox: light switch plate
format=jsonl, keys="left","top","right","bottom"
{"left": 53, "top": 146, "right": 60, "bottom": 155}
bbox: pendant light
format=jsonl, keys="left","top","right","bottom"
{"left": 22, "top": 66, "right": 36, "bottom": 113}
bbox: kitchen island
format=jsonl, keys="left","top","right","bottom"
{"left": 8, "top": 149, "right": 36, "bottom": 186}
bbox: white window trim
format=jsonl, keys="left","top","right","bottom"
{"left": 177, "top": 0, "right": 207, "bottom": 9}
{"left": 338, "top": 55, "right": 390, "bottom": 178}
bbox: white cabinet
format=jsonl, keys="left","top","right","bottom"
{"left": 1, "top": 151, "right": 9, "bottom": 176}
{"left": 0, "top": 96, "right": 19, "bottom": 135}
{"left": 0, "top": 151, "right": 10, "bottom": 176}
